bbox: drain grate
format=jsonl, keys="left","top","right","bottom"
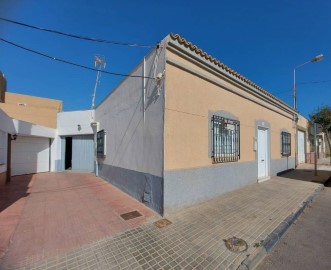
{"left": 154, "top": 218, "right": 172, "bottom": 228}
{"left": 223, "top": 237, "right": 248, "bottom": 253}
{"left": 120, "top": 211, "right": 142, "bottom": 220}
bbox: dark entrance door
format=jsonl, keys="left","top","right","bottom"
{"left": 65, "top": 137, "right": 72, "bottom": 170}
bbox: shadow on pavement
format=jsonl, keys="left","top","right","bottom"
{"left": 0, "top": 174, "right": 32, "bottom": 212}
{"left": 278, "top": 166, "right": 331, "bottom": 186}
{"left": 0, "top": 174, "right": 33, "bottom": 259}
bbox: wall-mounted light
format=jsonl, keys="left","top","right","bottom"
{"left": 77, "top": 124, "right": 81, "bottom": 131}
{"left": 11, "top": 134, "right": 17, "bottom": 141}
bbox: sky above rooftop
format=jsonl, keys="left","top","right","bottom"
{"left": 0, "top": 0, "right": 330, "bottom": 118}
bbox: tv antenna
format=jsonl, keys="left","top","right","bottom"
{"left": 91, "top": 54, "right": 106, "bottom": 109}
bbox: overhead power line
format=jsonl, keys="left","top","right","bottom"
{"left": 273, "top": 81, "right": 331, "bottom": 96}
{"left": 0, "top": 37, "right": 154, "bottom": 79}
{"left": 272, "top": 89, "right": 292, "bottom": 95}
{"left": 297, "top": 80, "right": 331, "bottom": 85}
{"left": 0, "top": 17, "right": 155, "bottom": 48}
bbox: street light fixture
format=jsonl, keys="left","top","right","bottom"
{"left": 293, "top": 54, "right": 323, "bottom": 110}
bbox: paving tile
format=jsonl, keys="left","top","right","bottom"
{"left": 1, "top": 173, "right": 322, "bottom": 270}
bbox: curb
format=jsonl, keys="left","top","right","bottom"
{"left": 237, "top": 184, "right": 324, "bottom": 270}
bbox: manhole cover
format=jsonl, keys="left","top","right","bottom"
{"left": 120, "top": 211, "right": 142, "bottom": 220}
{"left": 223, "top": 237, "right": 248, "bottom": 253}
{"left": 154, "top": 218, "right": 172, "bottom": 228}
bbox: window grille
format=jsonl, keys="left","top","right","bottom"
{"left": 211, "top": 115, "right": 240, "bottom": 163}
{"left": 97, "top": 130, "right": 106, "bottom": 158}
{"left": 281, "top": 131, "right": 291, "bottom": 156}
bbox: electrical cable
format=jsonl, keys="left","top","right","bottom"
{"left": 0, "top": 37, "right": 154, "bottom": 79}
{"left": 272, "top": 89, "right": 292, "bottom": 95}
{"left": 272, "top": 79, "right": 331, "bottom": 96}
{"left": 0, "top": 17, "right": 155, "bottom": 48}
{"left": 297, "top": 80, "right": 331, "bottom": 85}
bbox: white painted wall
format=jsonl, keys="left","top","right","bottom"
{"left": 51, "top": 110, "right": 95, "bottom": 172}
{"left": 57, "top": 110, "right": 95, "bottom": 136}
{"left": 1, "top": 109, "right": 56, "bottom": 177}
{"left": 13, "top": 119, "right": 56, "bottom": 138}
{"left": 0, "top": 110, "right": 14, "bottom": 175}
{"left": 0, "top": 109, "right": 15, "bottom": 134}
{"left": 50, "top": 136, "right": 60, "bottom": 172}
{"left": 0, "top": 131, "right": 7, "bottom": 174}
{"left": 11, "top": 136, "right": 50, "bottom": 175}
{"left": 94, "top": 46, "right": 166, "bottom": 214}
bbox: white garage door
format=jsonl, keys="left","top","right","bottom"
{"left": 11, "top": 136, "right": 50, "bottom": 176}
{"left": 297, "top": 130, "right": 305, "bottom": 164}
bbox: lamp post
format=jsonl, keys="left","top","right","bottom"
{"left": 293, "top": 54, "right": 323, "bottom": 168}
{"left": 293, "top": 54, "right": 323, "bottom": 110}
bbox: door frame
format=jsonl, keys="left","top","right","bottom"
{"left": 255, "top": 120, "right": 271, "bottom": 182}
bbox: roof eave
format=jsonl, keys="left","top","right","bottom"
{"left": 165, "top": 33, "right": 296, "bottom": 115}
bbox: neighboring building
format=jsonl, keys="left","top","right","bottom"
{"left": 306, "top": 122, "right": 326, "bottom": 163}
{"left": 0, "top": 92, "right": 62, "bottom": 128}
{"left": 297, "top": 115, "right": 310, "bottom": 164}
{"left": 0, "top": 110, "right": 15, "bottom": 186}
{"left": 0, "top": 73, "right": 59, "bottom": 182}
{"left": 52, "top": 110, "right": 95, "bottom": 172}
{"left": 94, "top": 34, "right": 297, "bottom": 215}
{"left": 0, "top": 108, "right": 56, "bottom": 185}
{"left": 326, "top": 130, "right": 331, "bottom": 157}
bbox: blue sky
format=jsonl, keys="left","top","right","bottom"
{"left": 0, "top": 0, "right": 330, "bottom": 118}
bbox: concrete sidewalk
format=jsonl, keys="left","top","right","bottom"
{"left": 256, "top": 186, "right": 331, "bottom": 270}
{"left": 12, "top": 172, "right": 324, "bottom": 270}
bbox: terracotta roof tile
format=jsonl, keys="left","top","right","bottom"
{"left": 169, "top": 33, "right": 293, "bottom": 111}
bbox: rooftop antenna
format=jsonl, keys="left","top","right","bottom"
{"left": 91, "top": 54, "right": 106, "bottom": 110}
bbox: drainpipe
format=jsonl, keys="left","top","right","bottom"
{"left": 91, "top": 121, "right": 98, "bottom": 176}
{"left": 6, "top": 134, "right": 11, "bottom": 183}
{"left": 143, "top": 57, "right": 146, "bottom": 123}
{"left": 314, "top": 122, "right": 317, "bottom": 176}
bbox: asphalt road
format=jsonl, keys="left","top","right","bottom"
{"left": 257, "top": 181, "right": 331, "bottom": 270}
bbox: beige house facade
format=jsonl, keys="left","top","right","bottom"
{"left": 94, "top": 33, "right": 297, "bottom": 215}
{"left": 0, "top": 92, "right": 62, "bottom": 128}
{"left": 163, "top": 34, "right": 296, "bottom": 211}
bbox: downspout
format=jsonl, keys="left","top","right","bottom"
{"left": 91, "top": 115, "right": 98, "bottom": 177}
{"left": 6, "top": 134, "right": 11, "bottom": 183}
{"left": 95, "top": 129, "right": 98, "bottom": 177}
{"left": 143, "top": 57, "right": 146, "bottom": 123}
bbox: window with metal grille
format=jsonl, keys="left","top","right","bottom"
{"left": 97, "top": 130, "right": 106, "bottom": 158}
{"left": 211, "top": 115, "right": 240, "bottom": 163}
{"left": 281, "top": 131, "right": 291, "bottom": 156}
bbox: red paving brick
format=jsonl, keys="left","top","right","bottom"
{"left": 0, "top": 172, "right": 158, "bottom": 268}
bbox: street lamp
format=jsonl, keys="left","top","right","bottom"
{"left": 293, "top": 54, "right": 323, "bottom": 168}
{"left": 293, "top": 54, "right": 323, "bottom": 110}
